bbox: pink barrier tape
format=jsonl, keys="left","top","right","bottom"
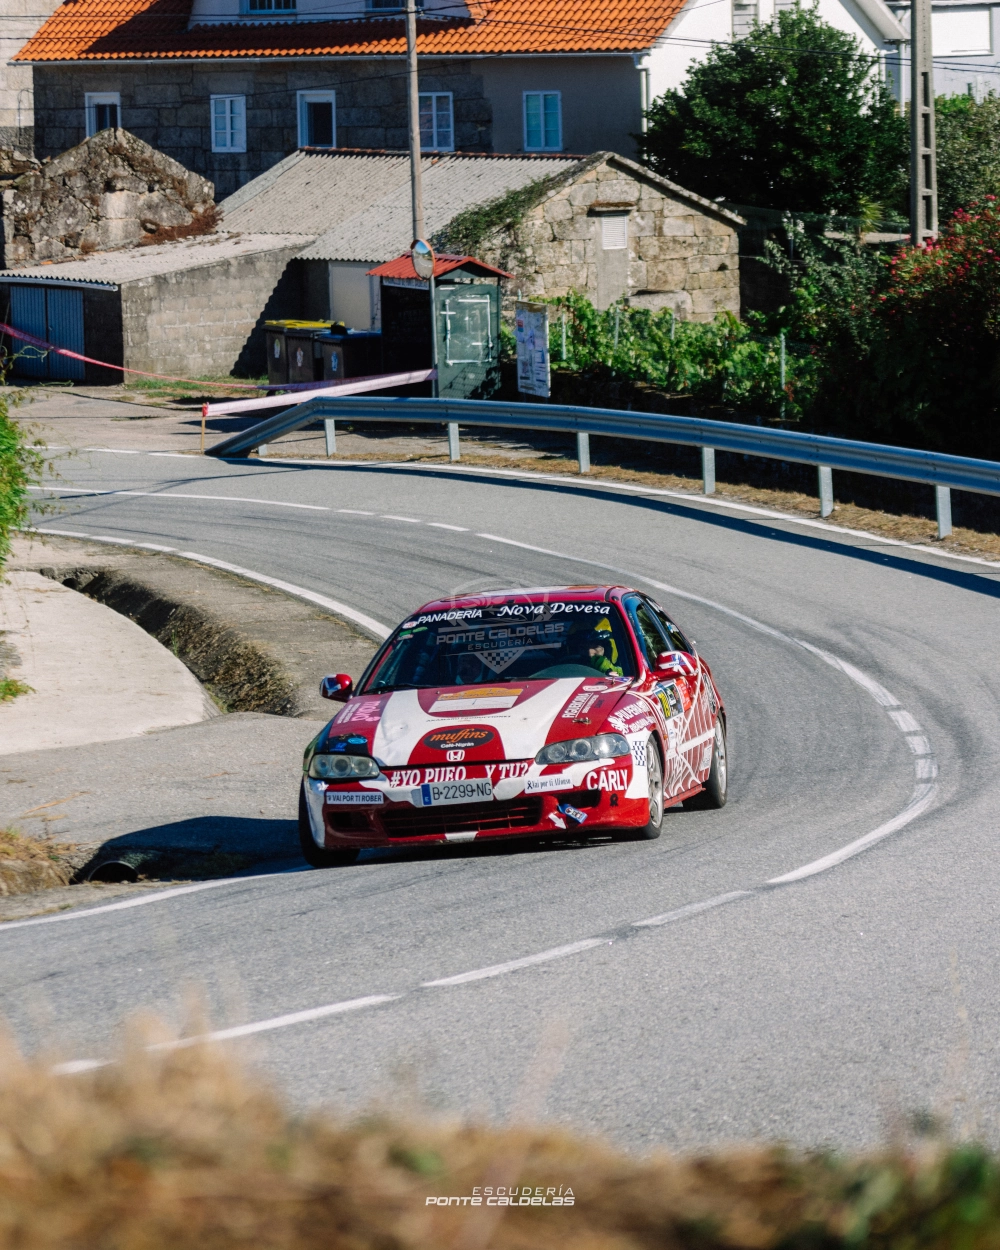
{"left": 0, "top": 321, "right": 271, "bottom": 390}
{"left": 204, "top": 368, "right": 436, "bottom": 418}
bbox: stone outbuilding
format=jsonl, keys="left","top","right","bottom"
{"left": 0, "top": 231, "right": 309, "bottom": 381}
{"left": 1, "top": 128, "right": 217, "bottom": 269}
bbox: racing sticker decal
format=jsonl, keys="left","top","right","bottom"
{"left": 325, "top": 791, "right": 383, "bottom": 805}
{"left": 583, "top": 767, "right": 629, "bottom": 791}
{"left": 524, "top": 775, "right": 575, "bottom": 794}
{"left": 558, "top": 803, "right": 588, "bottom": 825}
{"left": 439, "top": 620, "right": 568, "bottom": 675}
{"left": 430, "top": 687, "right": 523, "bottom": 713}
{"left": 654, "top": 682, "right": 684, "bottom": 720}
{"left": 325, "top": 734, "right": 370, "bottom": 755}
{"left": 422, "top": 726, "right": 496, "bottom": 752}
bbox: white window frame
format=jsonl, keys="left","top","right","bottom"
{"left": 210, "top": 95, "right": 247, "bottom": 153}
{"left": 418, "top": 91, "right": 454, "bottom": 151}
{"left": 523, "top": 90, "right": 562, "bottom": 152}
{"left": 297, "top": 90, "right": 337, "bottom": 149}
{"left": 242, "top": 0, "right": 296, "bottom": 13}
{"left": 85, "top": 92, "right": 120, "bottom": 138}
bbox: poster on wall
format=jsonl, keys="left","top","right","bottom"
{"left": 515, "top": 301, "right": 550, "bottom": 398}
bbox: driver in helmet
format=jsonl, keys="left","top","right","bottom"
{"left": 576, "top": 622, "right": 624, "bottom": 677}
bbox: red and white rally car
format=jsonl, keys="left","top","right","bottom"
{"left": 299, "top": 585, "right": 727, "bottom": 866}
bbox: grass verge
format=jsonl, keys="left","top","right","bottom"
{"left": 0, "top": 827, "right": 72, "bottom": 895}
{"left": 1, "top": 1028, "right": 998, "bottom": 1249}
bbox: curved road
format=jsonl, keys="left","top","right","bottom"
{"left": 7, "top": 447, "right": 1000, "bottom": 1152}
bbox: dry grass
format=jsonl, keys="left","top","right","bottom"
{"left": 0, "top": 1025, "right": 998, "bottom": 1249}
{"left": 265, "top": 445, "right": 1000, "bottom": 565}
{"left": 0, "top": 828, "right": 73, "bottom": 895}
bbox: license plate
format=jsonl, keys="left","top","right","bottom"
{"left": 412, "top": 779, "right": 494, "bottom": 807}
{"left": 325, "top": 790, "right": 383, "bottom": 805}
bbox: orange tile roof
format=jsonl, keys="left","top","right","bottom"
{"left": 16, "top": 0, "right": 680, "bottom": 62}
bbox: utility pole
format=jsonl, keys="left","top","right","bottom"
{"left": 909, "top": 0, "right": 938, "bottom": 244}
{"left": 405, "top": 0, "right": 425, "bottom": 243}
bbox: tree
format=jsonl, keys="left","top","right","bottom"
{"left": 935, "top": 93, "right": 1000, "bottom": 221}
{"left": 640, "top": 4, "right": 907, "bottom": 215}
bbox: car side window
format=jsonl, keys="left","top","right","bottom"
{"left": 623, "top": 595, "right": 667, "bottom": 667}
{"left": 646, "top": 600, "right": 692, "bottom": 653}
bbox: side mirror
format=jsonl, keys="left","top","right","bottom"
{"left": 320, "top": 673, "right": 353, "bottom": 702}
{"left": 654, "top": 651, "right": 697, "bottom": 679}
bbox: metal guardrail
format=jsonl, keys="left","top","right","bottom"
{"left": 207, "top": 394, "right": 1000, "bottom": 539}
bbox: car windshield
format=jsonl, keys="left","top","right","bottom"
{"left": 364, "top": 601, "right": 637, "bottom": 691}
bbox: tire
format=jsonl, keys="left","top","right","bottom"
{"left": 623, "top": 734, "right": 664, "bottom": 841}
{"left": 686, "top": 719, "right": 728, "bottom": 810}
{"left": 298, "top": 781, "right": 360, "bottom": 868}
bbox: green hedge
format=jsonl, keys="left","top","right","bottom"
{"left": 0, "top": 390, "right": 44, "bottom": 573}
{"left": 527, "top": 292, "right": 819, "bottom": 423}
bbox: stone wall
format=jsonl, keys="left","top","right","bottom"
{"left": 2, "top": 129, "right": 216, "bottom": 267}
{"left": 120, "top": 243, "right": 303, "bottom": 377}
{"left": 510, "top": 154, "right": 741, "bottom": 321}
{"left": 33, "top": 61, "right": 492, "bottom": 199}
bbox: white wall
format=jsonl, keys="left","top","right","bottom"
{"left": 646, "top": 0, "right": 889, "bottom": 97}
{"left": 328, "top": 262, "right": 380, "bottom": 330}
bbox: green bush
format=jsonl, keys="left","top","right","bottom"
{"left": 640, "top": 4, "right": 907, "bottom": 216}
{"left": 936, "top": 94, "right": 1000, "bottom": 220}
{"left": 0, "top": 389, "right": 44, "bottom": 573}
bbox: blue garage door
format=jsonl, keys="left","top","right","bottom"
{"left": 9, "top": 285, "right": 85, "bottom": 381}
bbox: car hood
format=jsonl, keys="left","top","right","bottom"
{"left": 324, "top": 677, "right": 633, "bottom": 767}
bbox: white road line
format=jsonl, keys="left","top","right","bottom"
{"left": 633, "top": 891, "right": 753, "bottom": 928}
{"left": 429, "top": 522, "right": 469, "bottom": 531}
{"left": 422, "top": 939, "right": 607, "bottom": 987}
{"left": 30, "top": 486, "right": 328, "bottom": 512}
{"left": 338, "top": 509, "right": 374, "bottom": 515}
{"left": 51, "top": 994, "right": 400, "bottom": 1075}
{"left": 151, "top": 994, "right": 400, "bottom": 1046}
{"left": 766, "top": 784, "right": 939, "bottom": 884}
{"left": 30, "top": 532, "right": 392, "bottom": 640}
{"left": 173, "top": 552, "right": 391, "bottom": 639}
{"left": 0, "top": 874, "right": 285, "bottom": 931}
{"left": 209, "top": 453, "right": 1000, "bottom": 573}
{"left": 382, "top": 514, "right": 422, "bottom": 523}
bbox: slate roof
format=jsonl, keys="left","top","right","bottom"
{"left": 0, "top": 232, "right": 311, "bottom": 286}
{"left": 16, "top": 0, "right": 683, "bottom": 61}
{"left": 221, "top": 149, "right": 588, "bottom": 263}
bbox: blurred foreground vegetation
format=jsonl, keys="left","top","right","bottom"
{"left": 0, "top": 1026, "right": 999, "bottom": 1249}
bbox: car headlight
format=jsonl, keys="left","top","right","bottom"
{"left": 535, "top": 733, "right": 630, "bottom": 765}
{"left": 308, "top": 754, "right": 381, "bottom": 780}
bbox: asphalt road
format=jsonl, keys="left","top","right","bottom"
{"left": 7, "top": 445, "right": 1000, "bottom": 1153}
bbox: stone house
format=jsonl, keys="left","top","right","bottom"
{"left": 11, "top": 0, "right": 924, "bottom": 207}
{"left": 497, "top": 153, "right": 742, "bottom": 321}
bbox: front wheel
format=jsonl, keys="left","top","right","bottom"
{"left": 686, "top": 719, "right": 728, "bottom": 810}
{"left": 623, "top": 735, "right": 664, "bottom": 841}
{"left": 298, "top": 781, "right": 360, "bottom": 868}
